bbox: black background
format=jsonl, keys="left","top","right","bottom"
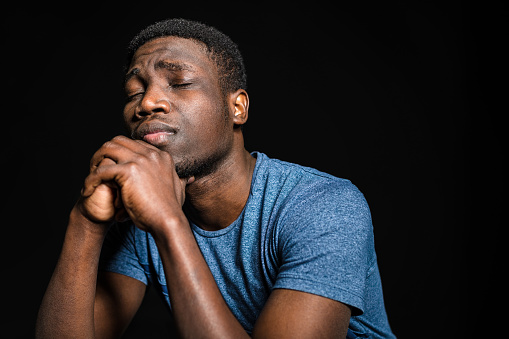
{"left": 3, "top": 2, "right": 500, "bottom": 338}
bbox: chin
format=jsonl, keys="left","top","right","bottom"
{"left": 175, "top": 158, "right": 214, "bottom": 179}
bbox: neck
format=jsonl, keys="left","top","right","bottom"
{"left": 183, "top": 147, "right": 256, "bottom": 231}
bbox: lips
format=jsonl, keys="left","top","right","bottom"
{"left": 132, "top": 121, "right": 178, "bottom": 146}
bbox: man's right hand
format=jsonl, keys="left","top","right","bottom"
{"left": 76, "top": 157, "right": 123, "bottom": 225}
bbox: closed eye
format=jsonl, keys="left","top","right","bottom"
{"left": 126, "top": 92, "right": 144, "bottom": 102}
{"left": 171, "top": 83, "right": 192, "bottom": 89}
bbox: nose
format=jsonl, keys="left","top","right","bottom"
{"left": 135, "top": 85, "right": 171, "bottom": 118}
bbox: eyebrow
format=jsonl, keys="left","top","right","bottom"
{"left": 154, "top": 60, "right": 196, "bottom": 73}
{"left": 124, "top": 61, "right": 196, "bottom": 84}
{"left": 124, "top": 68, "right": 140, "bottom": 84}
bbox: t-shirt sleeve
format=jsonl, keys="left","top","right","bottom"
{"left": 273, "top": 180, "right": 375, "bottom": 315}
{"left": 99, "top": 222, "right": 148, "bottom": 285}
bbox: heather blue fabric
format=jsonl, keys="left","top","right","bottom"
{"left": 100, "top": 152, "right": 395, "bottom": 338}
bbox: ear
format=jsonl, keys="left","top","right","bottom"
{"left": 230, "top": 89, "right": 249, "bottom": 126}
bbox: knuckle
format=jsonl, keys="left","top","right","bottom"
{"left": 83, "top": 174, "right": 92, "bottom": 188}
{"left": 158, "top": 150, "right": 173, "bottom": 163}
{"left": 125, "top": 161, "right": 139, "bottom": 174}
{"left": 100, "top": 140, "right": 115, "bottom": 153}
{"left": 111, "top": 135, "right": 127, "bottom": 143}
{"left": 142, "top": 146, "right": 155, "bottom": 156}
{"left": 93, "top": 164, "right": 107, "bottom": 178}
{"left": 136, "top": 153, "right": 151, "bottom": 166}
{"left": 139, "top": 146, "right": 163, "bottom": 163}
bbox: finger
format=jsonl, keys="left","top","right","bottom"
{"left": 90, "top": 136, "right": 161, "bottom": 171}
{"left": 89, "top": 137, "right": 139, "bottom": 170}
{"left": 132, "top": 138, "right": 163, "bottom": 151}
{"left": 82, "top": 163, "right": 123, "bottom": 197}
{"left": 176, "top": 176, "right": 194, "bottom": 206}
{"left": 112, "top": 135, "right": 164, "bottom": 153}
{"left": 90, "top": 142, "right": 122, "bottom": 171}
{"left": 112, "top": 135, "right": 172, "bottom": 157}
{"left": 97, "top": 157, "right": 116, "bottom": 168}
{"left": 113, "top": 135, "right": 159, "bottom": 151}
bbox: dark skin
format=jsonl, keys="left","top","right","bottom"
{"left": 36, "top": 37, "right": 351, "bottom": 338}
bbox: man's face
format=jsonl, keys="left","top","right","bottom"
{"left": 123, "top": 36, "right": 233, "bottom": 178}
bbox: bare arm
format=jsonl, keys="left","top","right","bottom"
{"left": 36, "top": 163, "right": 146, "bottom": 338}
{"left": 253, "top": 289, "right": 351, "bottom": 338}
{"left": 36, "top": 207, "right": 107, "bottom": 338}
{"left": 94, "top": 271, "right": 146, "bottom": 338}
{"left": 151, "top": 216, "right": 249, "bottom": 338}
{"left": 154, "top": 216, "right": 351, "bottom": 339}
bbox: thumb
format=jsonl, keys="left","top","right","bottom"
{"left": 176, "top": 176, "right": 194, "bottom": 206}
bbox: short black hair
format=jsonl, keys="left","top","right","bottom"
{"left": 126, "top": 18, "right": 247, "bottom": 94}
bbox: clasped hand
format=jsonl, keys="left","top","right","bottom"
{"left": 78, "top": 135, "right": 193, "bottom": 233}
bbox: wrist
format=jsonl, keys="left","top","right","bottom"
{"left": 69, "top": 203, "right": 112, "bottom": 239}
{"left": 150, "top": 213, "right": 191, "bottom": 244}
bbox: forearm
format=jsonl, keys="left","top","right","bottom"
{"left": 36, "top": 206, "right": 109, "bottom": 339}
{"left": 152, "top": 216, "right": 249, "bottom": 339}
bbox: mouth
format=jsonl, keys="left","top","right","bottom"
{"left": 132, "top": 120, "right": 178, "bottom": 146}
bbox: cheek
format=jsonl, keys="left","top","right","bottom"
{"left": 181, "top": 91, "right": 228, "bottom": 130}
{"left": 180, "top": 98, "right": 231, "bottom": 156}
{"left": 122, "top": 106, "right": 136, "bottom": 133}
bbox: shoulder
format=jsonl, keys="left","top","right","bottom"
{"left": 257, "top": 156, "right": 377, "bottom": 314}
{"left": 277, "top": 176, "right": 373, "bottom": 246}
{"left": 255, "top": 153, "right": 370, "bottom": 221}
{"left": 253, "top": 152, "right": 360, "bottom": 197}
{"left": 251, "top": 152, "right": 373, "bottom": 243}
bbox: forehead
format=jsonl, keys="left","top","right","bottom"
{"left": 128, "top": 36, "right": 215, "bottom": 75}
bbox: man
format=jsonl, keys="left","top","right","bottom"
{"left": 36, "top": 19, "right": 395, "bottom": 338}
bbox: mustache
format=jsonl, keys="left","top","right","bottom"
{"left": 130, "top": 119, "right": 179, "bottom": 140}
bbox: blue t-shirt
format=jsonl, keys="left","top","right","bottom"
{"left": 100, "top": 152, "right": 395, "bottom": 338}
